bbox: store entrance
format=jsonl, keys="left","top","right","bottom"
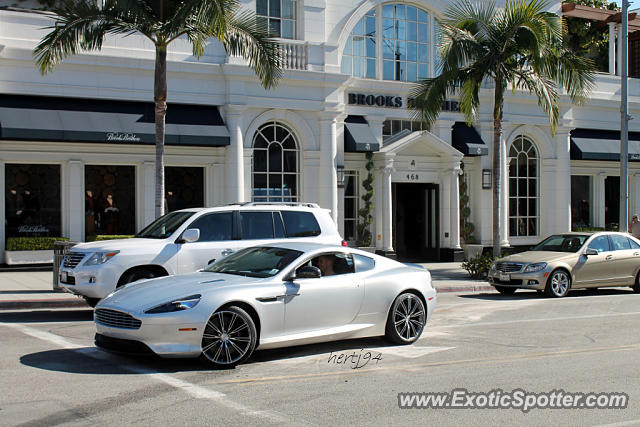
{"left": 393, "top": 183, "right": 439, "bottom": 261}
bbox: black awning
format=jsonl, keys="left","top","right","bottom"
{"left": 344, "top": 115, "right": 380, "bottom": 152}
{"left": 0, "top": 95, "right": 229, "bottom": 146}
{"left": 451, "top": 122, "right": 488, "bottom": 156}
{"left": 570, "top": 128, "right": 640, "bottom": 161}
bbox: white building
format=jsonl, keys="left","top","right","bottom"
{"left": 0, "top": 0, "right": 638, "bottom": 263}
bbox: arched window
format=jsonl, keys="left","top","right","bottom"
{"left": 341, "top": 3, "right": 433, "bottom": 81}
{"left": 252, "top": 122, "right": 300, "bottom": 202}
{"left": 508, "top": 136, "right": 539, "bottom": 237}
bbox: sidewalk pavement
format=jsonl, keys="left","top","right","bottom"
{"left": 0, "top": 263, "right": 495, "bottom": 310}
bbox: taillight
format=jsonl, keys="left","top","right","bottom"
{"left": 341, "top": 240, "right": 348, "bottom": 247}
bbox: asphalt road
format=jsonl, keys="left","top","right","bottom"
{"left": 2, "top": 288, "right": 640, "bottom": 426}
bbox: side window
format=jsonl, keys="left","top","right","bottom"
{"left": 240, "top": 212, "right": 274, "bottom": 240}
{"left": 273, "top": 212, "right": 286, "bottom": 238}
{"left": 611, "top": 234, "right": 632, "bottom": 251}
{"left": 353, "top": 254, "right": 376, "bottom": 272}
{"left": 587, "top": 235, "right": 611, "bottom": 253}
{"left": 305, "top": 253, "right": 355, "bottom": 277}
{"left": 281, "top": 211, "right": 321, "bottom": 237}
{"left": 188, "top": 212, "right": 232, "bottom": 241}
{"left": 628, "top": 237, "right": 640, "bottom": 249}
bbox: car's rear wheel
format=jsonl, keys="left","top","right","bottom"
{"left": 200, "top": 306, "right": 257, "bottom": 368}
{"left": 120, "top": 268, "right": 158, "bottom": 287}
{"left": 385, "top": 292, "right": 426, "bottom": 345}
{"left": 494, "top": 286, "right": 516, "bottom": 295}
{"left": 545, "top": 269, "right": 571, "bottom": 298}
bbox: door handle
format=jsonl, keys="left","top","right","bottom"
{"left": 605, "top": 255, "right": 613, "bottom": 261}
{"left": 221, "top": 249, "right": 234, "bottom": 257}
{"left": 634, "top": 252, "right": 640, "bottom": 256}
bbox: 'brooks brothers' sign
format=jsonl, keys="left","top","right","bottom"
{"left": 348, "top": 93, "right": 403, "bottom": 108}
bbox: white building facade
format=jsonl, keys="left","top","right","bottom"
{"left": 0, "top": 0, "right": 639, "bottom": 263}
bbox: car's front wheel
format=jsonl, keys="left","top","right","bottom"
{"left": 494, "top": 286, "right": 517, "bottom": 295}
{"left": 200, "top": 306, "right": 257, "bottom": 368}
{"left": 385, "top": 292, "right": 426, "bottom": 345}
{"left": 545, "top": 269, "right": 571, "bottom": 298}
{"left": 120, "top": 268, "right": 158, "bottom": 287}
{"left": 632, "top": 272, "right": 640, "bottom": 293}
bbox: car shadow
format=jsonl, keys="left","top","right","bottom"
{"left": 0, "top": 309, "right": 94, "bottom": 323}
{"left": 457, "top": 288, "right": 637, "bottom": 301}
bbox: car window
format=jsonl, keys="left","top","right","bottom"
{"left": 135, "top": 211, "right": 195, "bottom": 239}
{"left": 240, "top": 212, "right": 274, "bottom": 240}
{"left": 281, "top": 211, "right": 321, "bottom": 237}
{"left": 298, "top": 252, "right": 355, "bottom": 277}
{"left": 610, "top": 234, "right": 632, "bottom": 251}
{"left": 629, "top": 237, "right": 640, "bottom": 249}
{"left": 354, "top": 254, "right": 376, "bottom": 272}
{"left": 587, "top": 235, "right": 611, "bottom": 253}
{"left": 273, "top": 212, "right": 285, "bottom": 238}
{"left": 188, "top": 212, "right": 233, "bottom": 241}
{"left": 205, "top": 246, "right": 302, "bottom": 277}
{"left": 530, "top": 234, "right": 588, "bottom": 253}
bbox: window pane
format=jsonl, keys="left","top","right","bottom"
{"left": 191, "top": 212, "right": 233, "bottom": 241}
{"left": 257, "top": 0, "right": 268, "bottom": 16}
{"left": 240, "top": 212, "right": 275, "bottom": 239}
{"left": 354, "top": 57, "right": 365, "bottom": 77}
{"left": 395, "top": 4, "right": 405, "bottom": 19}
{"left": 283, "top": 174, "right": 297, "bottom": 198}
{"left": 519, "top": 178, "right": 527, "bottom": 197}
{"left": 282, "top": 0, "right": 295, "bottom": 19}
{"left": 269, "top": 0, "right": 280, "bottom": 17}
{"left": 396, "top": 40, "right": 406, "bottom": 60}
{"left": 528, "top": 198, "right": 536, "bottom": 216}
{"left": 283, "top": 150, "right": 297, "bottom": 172}
{"left": 528, "top": 218, "right": 536, "bottom": 236}
{"left": 282, "top": 20, "right": 294, "bottom": 38}
{"left": 418, "top": 62, "right": 428, "bottom": 79}
{"left": 418, "top": 23, "right": 428, "bottom": 43}
{"left": 418, "top": 43, "right": 428, "bottom": 62}
{"left": 509, "top": 198, "right": 516, "bottom": 214}
{"left": 407, "top": 42, "right": 417, "bottom": 61}
{"left": 383, "top": 60, "right": 394, "bottom": 80}
{"left": 353, "top": 37, "right": 365, "bottom": 56}
{"left": 268, "top": 144, "right": 282, "bottom": 172}
{"left": 528, "top": 178, "right": 537, "bottom": 197}
{"left": 383, "top": 19, "right": 394, "bottom": 39}
{"left": 407, "top": 21, "right": 417, "bottom": 41}
{"left": 397, "top": 61, "right": 406, "bottom": 80}
{"left": 254, "top": 150, "right": 267, "bottom": 172}
{"left": 407, "top": 62, "right": 417, "bottom": 82}
{"left": 509, "top": 218, "right": 517, "bottom": 236}
{"left": 382, "top": 4, "right": 394, "bottom": 18}
{"left": 366, "top": 58, "right": 376, "bottom": 79}
{"left": 418, "top": 9, "right": 428, "bottom": 22}
{"left": 366, "top": 37, "right": 376, "bottom": 57}
{"left": 383, "top": 40, "right": 394, "bottom": 59}
{"left": 354, "top": 18, "right": 364, "bottom": 35}
{"left": 282, "top": 211, "right": 321, "bottom": 237}
{"left": 366, "top": 16, "right": 376, "bottom": 36}
{"left": 341, "top": 55, "right": 351, "bottom": 74}
{"left": 254, "top": 173, "right": 267, "bottom": 190}
{"left": 396, "top": 19, "right": 406, "bottom": 40}
{"left": 407, "top": 5, "right": 417, "bottom": 21}
{"left": 274, "top": 212, "right": 285, "bottom": 238}
{"left": 269, "top": 19, "right": 281, "bottom": 37}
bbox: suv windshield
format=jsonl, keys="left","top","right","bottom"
{"left": 205, "top": 247, "right": 303, "bottom": 278}
{"left": 530, "top": 235, "right": 589, "bottom": 253}
{"left": 135, "top": 211, "right": 196, "bottom": 239}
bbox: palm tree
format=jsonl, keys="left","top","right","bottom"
{"left": 410, "top": 0, "right": 595, "bottom": 256}
{"left": 34, "top": 0, "right": 282, "bottom": 218}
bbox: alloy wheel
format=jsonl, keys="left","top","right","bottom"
{"left": 392, "top": 294, "right": 426, "bottom": 342}
{"left": 201, "top": 309, "right": 253, "bottom": 365}
{"left": 548, "top": 270, "right": 570, "bottom": 297}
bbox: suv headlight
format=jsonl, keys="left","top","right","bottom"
{"left": 524, "top": 262, "right": 547, "bottom": 273}
{"left": 145, "top": 294, "right": 201, "bottom": 314}
{"left": 84, "top": 251, "right": 119, "bottom": 266}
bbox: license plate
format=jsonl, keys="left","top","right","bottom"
{"left": 499, "top": 272, "right": 510, "bottom": 282}
{"left": 60, "top": 271, "right": 67, "bottom": 282}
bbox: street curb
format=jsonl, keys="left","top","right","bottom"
{"left": 0, "top": 299, "right": 89, "bottom": 310}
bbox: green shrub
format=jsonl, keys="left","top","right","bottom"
{"left": 6, "top": 237, "right": 69, "bottom": 251}
{"left": 461, "top": 253, "right": 496, "bottom": 279}
{"left": 86, "top": 235, "right": 134, "bottom": 242}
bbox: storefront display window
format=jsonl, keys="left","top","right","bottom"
{"left": 344, "top": 170, "right": 360, "bottom": 241}
{"left": 508, "top": 136, "right": 539, "bottom": 237}
{"left": 165, "top": 167, "right": 204, "bottom": 212}
{"left": 84, "top": 165, "right": 135, "bottom": 237}
{"left": 571, "top": 175, "right": 592, "bottom": 229}
{"left": 5, "top": 164, "right": 61, "bottom": 240}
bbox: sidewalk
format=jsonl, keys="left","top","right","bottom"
{"left": 0, "top": 263, "right": 495, "bottom": 310}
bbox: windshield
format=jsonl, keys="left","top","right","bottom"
{"left": 135, "top": 211, "right": 196, "bottom": 239}
{"left": 530, "top": 235, "right": 589, "bottom": 253}
{"left": 205, "top": 247, "right": 303, "bottom": 278}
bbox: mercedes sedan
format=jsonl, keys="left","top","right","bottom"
{"left": 488, "top": 232, "right": 640, "bottom": 297}
{"left": 93, "top": 243, "right": 436, "bottom": 367}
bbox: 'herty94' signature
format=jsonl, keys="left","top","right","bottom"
{"left": 328, "top": 349, "right": 383, "bottom": 369}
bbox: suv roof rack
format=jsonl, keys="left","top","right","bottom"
{"left": 239, "top": 202, "right": 320, "bottom": 208}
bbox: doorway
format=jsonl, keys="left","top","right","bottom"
{"left": 604, "top": 176, "right": 620, "bottom": 230}
{"left": 393, "top": 183, "right": 439, "bottom": 261}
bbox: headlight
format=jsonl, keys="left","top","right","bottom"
{"left": 145, "top": 294, "right": 201, "bottom": 314}
{"left": 524, "top": 262, "right": 547, "bottom": 273}
{"left": 84, "top": 251, "right": 119, "bottom": 266}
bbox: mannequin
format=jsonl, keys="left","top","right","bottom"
{"left": 102, "top": 193, "right": 119, "bottom": 234}
{"left": 85, "top": 190, "right": 96, "bottom": 235}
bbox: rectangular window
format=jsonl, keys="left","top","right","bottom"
{"left": 344, "top": 170, "right": 360, "bottom": 242}
{"left": 281, "top": 211, "right": 321, "bottom": 237}
{"left": 85, "top": 165, "right": 136, "bottom": 237}
{"left": 240, "top": 212, "right": 275, "bottom": 239}
{"left": 189, "top": 212, "right": 233, "bottom": 241}
{"left": 256, "top": 0, "right": 297, "bottom": 39}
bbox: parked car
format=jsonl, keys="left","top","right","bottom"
{"left": 59, "top": 203, "right": 345, "bottom": 306}
{"left": 488, "top": 232, "right": 640, "bottom": 297}
{"left": 93, "top": 242, "right": 436, "bottom": 367}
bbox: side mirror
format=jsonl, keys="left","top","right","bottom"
{"left": 584, "top": 248, "right": 598, "bottom": 256}
{"left": 180, "top": 228, "right": 200, "bottom": 243}
{"left": 295, "top": 266, "right": 322, "bottom": 279}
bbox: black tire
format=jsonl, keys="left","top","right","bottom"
{"left": 545, "top": 269, "right": 571, "bottom": 298}
{"left": 84, "top": 297, "right": 100, "bottom": 308}
{"left": 633, "top": 272, "right": 640, "bottom": 293}
{"left": 384, "top": 292, "right": 426, "bottom": 345}
{"left": 120, "top": 268, "right": 158, "bottom": 287}
{"left": 200, "top": 306, "right": 257, "bottom": 368}
{"left": 494, "top": 286, "right": 517, "bottom": 295}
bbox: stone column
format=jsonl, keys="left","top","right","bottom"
{"left": 441, "top": 167, "right": 451, "bottom": 249}
{"left": 609, "top": 23, "right": 617, "bottom": 75}
{"left": 595, "top": 172, "right": 606, "bottom": 228}
{"left": 450, "top": 166, "right": 462, "bottom": 249}
{"left": 555, "top": 128, "right": 572, "bottom": 233}
{"left": 319, "top": 113, "right": 338, "bottom": 224}
{"left": 225, "top": 106, "right": 245, "bottom": 204}
{"left": 142, "top": 161, "right": 155, "bottom": 229}
{"left": 500, "top": 135, "right": 509, "bottom": 247}
{"left": 374, "top": 156, "right": 384, "bottom": 250}
{"left": 382, "top": 162, "right": 394, "bottom": 252}
{"left": 66, "top": 160, "right": 84, "bottom": 242}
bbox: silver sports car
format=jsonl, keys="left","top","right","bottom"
{"left": 94, "top": 242, "right": 436, "bottom": 367}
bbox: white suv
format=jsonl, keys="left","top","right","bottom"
{"left": 58, "top": 203, "right": 344, "bottom": 306}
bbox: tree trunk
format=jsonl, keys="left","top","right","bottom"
{"left": 492, "top": 82, "right": 504, "bottom": 258}
{"left": 154, "top": 44, "right": 167, "bottom": 219}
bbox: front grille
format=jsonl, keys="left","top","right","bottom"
{"left": 95, "top": 309, "right": 142, "bottom": 330}
{"left": 95, "top": 333, "right": 154, "bottom": 355}
{"left": 495, "top": 262, "right": 524, "bottom": 273}
{"left": 63, "top": 252, "right": 86, "bottom": 268}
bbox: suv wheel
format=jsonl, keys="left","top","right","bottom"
{"left": 120, "top": 268, "right": 158, "bottom": 287}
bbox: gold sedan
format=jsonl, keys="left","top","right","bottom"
{"left": 487, "top": 232, "right": 640, "bottom": 297}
